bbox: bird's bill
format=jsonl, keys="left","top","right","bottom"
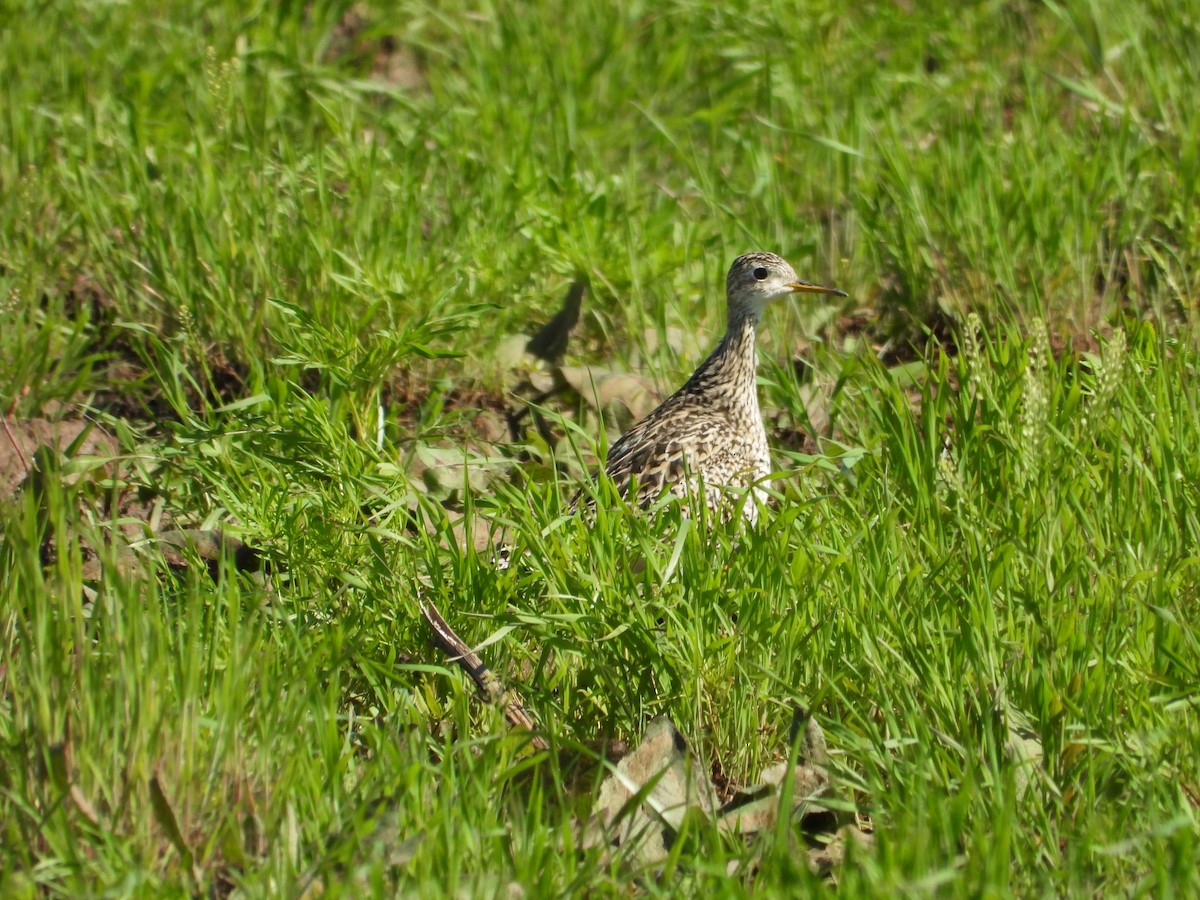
{"left": 786, "top": 280, "right": 848, "bottom": 298}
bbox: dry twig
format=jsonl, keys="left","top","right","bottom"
{"left": 418, "top": 595, "right": 550, "bottom": 751}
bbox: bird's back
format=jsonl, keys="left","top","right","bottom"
{"left": 599, "top": 363, "right": 771, "bottom": 518}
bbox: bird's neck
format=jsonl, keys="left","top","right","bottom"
{"left": 687, "top": 310, "right": 762, "bottom": 412}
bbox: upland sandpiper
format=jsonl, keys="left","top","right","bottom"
{"left": 587, "top": 251, "right": 846, "bottom": 522}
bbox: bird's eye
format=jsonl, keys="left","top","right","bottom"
{"left": 752, "top": 266, "right": 769, "bottom": 281}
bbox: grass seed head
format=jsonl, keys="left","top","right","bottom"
{"left": 1018, "top": 318, "right": 1051, "bottom": 483}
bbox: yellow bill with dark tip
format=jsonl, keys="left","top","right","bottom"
{"left": 786, "top": 280, "right": 848, "bottom": 298}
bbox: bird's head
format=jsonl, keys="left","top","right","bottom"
{"left": 726, "top": 251, "right": 846, "bottom": 321}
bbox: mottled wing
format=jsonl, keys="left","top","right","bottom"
{"left": 601, "top": 397, "right": 735, "bottom": 508}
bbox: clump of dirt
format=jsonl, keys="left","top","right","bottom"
{"left": 323, "top": 4, "right": 428, "bottom": 93}
{"left": 0, "top": 418, "right": 117, "bottom": 497}
{"left": 3, "top": 416, "right": 264, "bottom": 585}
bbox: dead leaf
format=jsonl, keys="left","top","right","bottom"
{"left": 806, "top": 825, "right": 874, "bottom": 876}
{"left": 557, "top": 366, "right": 659, "bottom": 422}
{"left": 409, "top": 444, "right": 505, "bottom": 498}
{"left": 1005, "top": 725, "right": 1044, "bottom": 801}
{"left": 717, "top": 713, "right": 841, "bottom": 843}
{"left": 586, "top": 717, "right": 718, "bottom": 867}
{"left": 0, "top": 418, "right": 117, "bottom": 496}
